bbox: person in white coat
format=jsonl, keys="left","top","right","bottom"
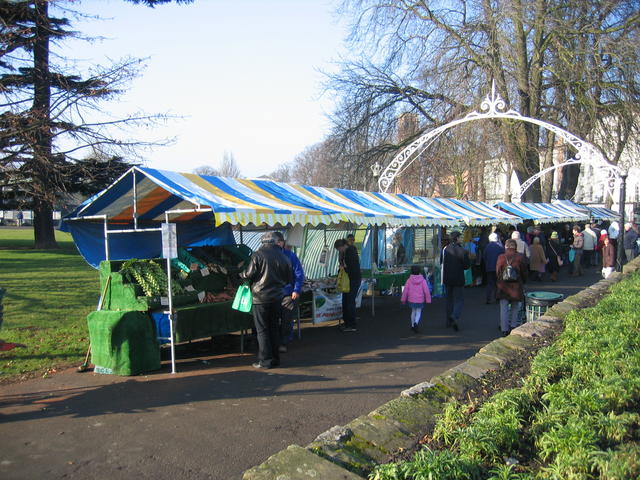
{"left": 511, "top": 231, "right": 530, "bottom": 259}
{"left": 582, "top": 223, "right": 597, "bottom": 268}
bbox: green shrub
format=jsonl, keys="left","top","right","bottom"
{"left": 371, "top": 272, "right": 640, "bottom": 480}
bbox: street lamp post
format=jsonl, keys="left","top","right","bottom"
{"left": 371, "top": 162, "right": 382, "bottom": 269}
{"left": 370, "top": 162, "right": 382, "bottom": 318}
{"left": 616, "top": 173, "right": 628, "bottom": 272}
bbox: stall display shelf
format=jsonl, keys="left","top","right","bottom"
{"left": 360, "top": 269, "right": 410, "bottom": 291}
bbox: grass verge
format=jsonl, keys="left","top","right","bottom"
{"left": 370, "top": 271, "right": 640, "bottom": 480}
{"left": 0, "top": 228, "right": 99, "bottom": 382}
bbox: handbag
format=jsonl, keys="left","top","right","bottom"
{"left": 502, "top": 257, "right": 519, "bottom": 282}
{"left": 232, "top": 282, "right": 253, "bottom": 312}
{"left": 568, "top": 248, "right": 576, "bottom": 262}
{"left": 336, "top": 267, "right": 350, "bottom": 293}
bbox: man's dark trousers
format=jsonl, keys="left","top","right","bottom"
{"left": 485, "top": 271, "right": 497, "bottom": 303}
{"left": 341, "top": 278, "right": 360, "bottom": 328}
{"left": 445, "top": 285, "right": 464, "bottom": 325}
{"left": 253, "top": 301, "right": 281, "bottom": 367}
{"left": 279, "top": 295, "right": 297, "bottom": 345}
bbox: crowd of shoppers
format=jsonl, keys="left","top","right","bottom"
{"left": 239, "top": 220, "right": 638, "bottom": 368}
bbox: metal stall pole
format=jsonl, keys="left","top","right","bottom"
{"left": 616, "top": 173, "right": 628, "bottom": 272}
{"left": 160, "top": 207, "right": 210, "bottom": 373}
{"left": 132, "top": 169, "right": 138, "bottom": 230}
{"left": 370, "top": 226, "right": 376, "bottom": 317}
{"left": 164, "top": 212, "right": 177, "bottom": 374}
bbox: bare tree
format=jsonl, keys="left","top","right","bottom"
{"left": 325, "top": 0, "right": 640, "bottom": 200}
{"left": 266, "top": 163, "right": 292, "bottom": 183}
{"left": 219, "top": 150, "right": 242, "bottom": 177}
{"left": 193, "top": 165, "right": 219, "bottom": 176}
{"left": 193, "top": 151, "right": 242, "bottom": 178}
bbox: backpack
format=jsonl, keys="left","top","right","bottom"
{"left": 502, "top": 256, "right": 519, "bottom": 282}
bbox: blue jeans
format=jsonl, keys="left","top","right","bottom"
{"left": 499, "top": 299, "right": 522, "bottom": 332}
{"left": 445, "top": 285, "right": 464, "bottom": 324}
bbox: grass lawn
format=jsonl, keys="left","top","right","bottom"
{"left": 0, "top": 228, "right": 100, "bottom": 381}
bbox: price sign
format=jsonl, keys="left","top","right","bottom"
{"left": 161, "top": 223, "right": 178, "bottom": 259}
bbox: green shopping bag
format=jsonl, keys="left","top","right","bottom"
{"left": 464, "top": 268, "right": 473, "bottom": 286}
{"left": 232, "top": 282, "right": 253, "bottom": 312}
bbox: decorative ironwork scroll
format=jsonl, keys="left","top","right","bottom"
{"left": 378, "top": 81, "right": 624, "bottom": 200}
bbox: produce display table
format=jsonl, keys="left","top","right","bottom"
{"left": 88, "top": 259, "right": 254, "bottom": 375}
{"left": 151, "top": 301, "right": 253, "bottom": 344}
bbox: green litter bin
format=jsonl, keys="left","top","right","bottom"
{"left": 525, "top": 291, "right": 564, "bottom": 322}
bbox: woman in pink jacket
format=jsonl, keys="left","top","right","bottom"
{"left": 401, "top": 265, "right": 432, "bottom": 333}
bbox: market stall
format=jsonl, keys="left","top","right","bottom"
{"left": 62, "top": 167, "right": 466, "bottom": 374}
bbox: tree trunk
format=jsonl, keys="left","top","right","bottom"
{"left": 557, "top": 163, "right": 581, "bottom": 200}
{"left": 540, "top": 132, "right": 555, "bottom": 202}
{"left": 32, "top": 0, "right": 58, "bottom": 249}
{"left": 33, "top": 197, "right": 58, "bottom": 249}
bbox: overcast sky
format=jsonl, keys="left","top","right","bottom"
{"left": 60, "top": 0, "right": 348, "bottom": 178}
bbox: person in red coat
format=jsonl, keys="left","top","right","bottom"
{"left": 601, "top": 234, "right": 616, "bottom": 279}
{"left": 496, "top": 239, "right": 528, "bottom": 336}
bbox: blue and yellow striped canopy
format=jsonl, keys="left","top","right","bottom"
{"left": 495, "top": 201, "right": 590, "bottom": 224}
{"left": 70, "top": 167, "right": 518, "bottom": 227}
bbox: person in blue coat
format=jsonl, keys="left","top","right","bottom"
{"left": 483, "top": 232, "right": 505, "bottom": 304}
{"left": 274, "top": 231, "right": 305, "bottom": 352}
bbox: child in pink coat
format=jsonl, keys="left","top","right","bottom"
{"left": 401, "top": 265, "right": 432, "bottom": 333}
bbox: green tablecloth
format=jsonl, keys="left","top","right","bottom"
{"left": 173, "top": 301, "right": 253, "bottom": 343}
{"left": 87, "top": 310, "right": 161, "bottom": 376}
{"left": 360, "top": 269, "right": 411, "bottom": 290}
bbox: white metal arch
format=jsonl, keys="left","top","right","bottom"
{"left": 378, "top": 82, "right": 624, "bottom": 200}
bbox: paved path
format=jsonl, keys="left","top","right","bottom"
{"left": 0, "top": 268, "right": 601, "bottom": 480}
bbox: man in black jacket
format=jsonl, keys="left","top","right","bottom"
{"left": 441, "top": 230, "right": 471, "bottom": 331}
{"left": 240, "top": 231, "right": 292, "bottom": 368}
{"left": 334, "top": 238, "right": 361, "bottom": 332}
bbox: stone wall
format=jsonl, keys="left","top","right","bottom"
{"left": 242, "top": 258, "right": 640, "bottom": 480}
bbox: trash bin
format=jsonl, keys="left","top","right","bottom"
{"left": 525, "top": 291, "right": 564, "bottom": 322}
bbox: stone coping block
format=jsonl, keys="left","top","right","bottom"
{"left": 446, "top": 352, "right": 505, "bottom": 380}
{"left": 242, "top": 444, "right": 365, "bottom": 480}
{"left": 536, "top": 314, "right": 563, "bottom": 325}
{"left": 623, "top": 263, "right": 638, "bottom": 274}
{"left": 478, "top": 334, "right": 534, "bottom": 360}
{"left": 563, "top": 290, "right": 596, "bottom": 308}
{"left": 430, "top": 369, "right": 478, "bottom": 396}
{"left": 372, "top": 395, "right": 447, "bottom": 434}
{"left": 544, "top": 300, "right": 577, "bottom": 318}
{"left": 308, "top": 429, "right": 375, "bottom": 476}
{"left": 308, "top": 394, "right": 448, "bottom": 476}
{"left": 510, "top": 320, "right": 559, "bottom": 338}
{"left": 401, "top": 381, "right": 435, "bottom": 398}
